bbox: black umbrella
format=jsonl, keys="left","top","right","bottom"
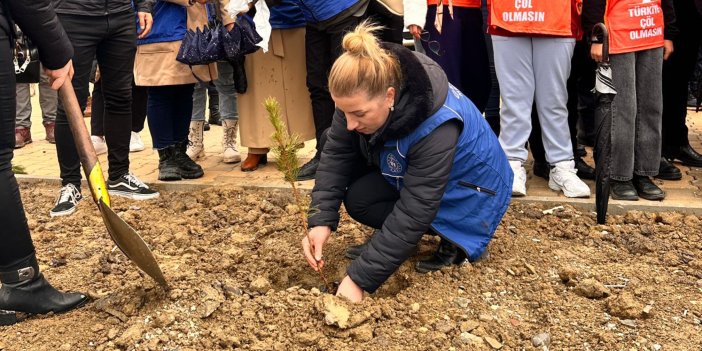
{"left": 592, "top": 23, "right": 617, "bottom": 224}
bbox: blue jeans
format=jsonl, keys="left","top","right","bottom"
{"left": 191, "top": 61, "right": 238, "bottom": 121}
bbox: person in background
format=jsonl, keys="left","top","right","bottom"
{"left": 588, "top": 0, "right": 676, "bottom": 201}
{"left": 303, "top": 23, "right": 512, "bottom": 302}
{"left": 91, "top": 76, "right": 149, "bottom": 154}
{"left": 50, "top": 0, "right": 158, "bottom": 217}
{"left": 134, "top": 0, "right": 234, "bottom": 181}
{"left": 659, "top": 0, "right": 702, "bottom": 179}
{"left": 0, "top": 0, "right": 88, "bottom": 326}
{"left": 293, "top": 0, "right": 369, "bottom": 181}
{"left": 237, "top": 0, "right": 315, "bottom": 172}
{"left": 14, "top": 69, "right": 57, "bottom": 147}
{"left": 489, "top": 0, "right": 591, "bottom": 198}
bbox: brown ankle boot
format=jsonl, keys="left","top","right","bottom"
{"left": 241, "top": 154, "right": 267, "bottom": 172}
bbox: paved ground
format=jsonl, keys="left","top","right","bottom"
{"left": 12, "top": 91, "right": 702, "bottom": 215}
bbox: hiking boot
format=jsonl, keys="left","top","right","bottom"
{"left": 548, "top": 160, "right": 591, "bottom": 198}
{"left": 49, "top": 183, "right": 82, "bottom": 217}
{"left": 296, "top": 157, "right": 320, "bottom": 181}
{"left": 655, "top": 157, "right": 682, "bottom": 181}
{"left": 14, "top": 127, "right": 32, "bottom": 149}
{"left": 91, "top": 135, "right": 107, "bottom": 155}
{"left": 129, "top": 131, "right": 145, "bottom": 152}
{"left": 175, "top": 141, "right": 204, "bottom": 179}
{"left": 0, "top": 254, "right": 88, "bottom": 326}
{"left": 222, "top": 119, "right": 241, "bottom": 163}
{"left": 186, "top": 121, "right": 205, "bottom": 160}
{"left": 158, "top": 146, "right": 181, "bottom": 181}
{"left": 610, "top": 180, "right": 638, "bottom": 201}
{"left": 415, "top": 238, "right": 466, "bottom": 273}
{"left": 632, "top": 175, "right": 665, "bottom": 201}
{"left": 510, "top": 160, "right": 527, "bottom": 196}
{"left": 44, "top": 122, "right": 55, "bottom": 144}
{"left": 107, "top": 172, "right": 159, "bottom": 200}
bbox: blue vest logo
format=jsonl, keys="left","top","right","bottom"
{"left": 386, "top": 153, "right": 403, "bottom": 173}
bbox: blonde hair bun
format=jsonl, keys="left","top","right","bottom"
{"left": 342, "top": 22, "right": 382, "bottom": 58}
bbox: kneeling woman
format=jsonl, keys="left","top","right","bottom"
{"left": 302, "top": 22, "right": 513, "bottom": 302}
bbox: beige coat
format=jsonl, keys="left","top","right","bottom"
{"left": 238, "top": 27, "right": 315, "bottom": 149}
{"left": 134, "top": 0, "right": 234, "bottom": 86}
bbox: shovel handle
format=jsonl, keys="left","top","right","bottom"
{"left": 591, "top": 23, "right": 610, "bottom": 63}
{"left": 58, "top": 79, "right": 110, "bottom": 206}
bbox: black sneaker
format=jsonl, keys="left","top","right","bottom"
{"left": 296, "top": 157, "right": 320, "bottom": 181}
{"left": 107, "top": 172, "right": 160, "bottom": 200}
{"left": 50, "top": 184, "right": 82, "bottom": 217}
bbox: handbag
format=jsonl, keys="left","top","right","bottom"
{"left": 13, "top": 25, "right": 40, "bottom": 84}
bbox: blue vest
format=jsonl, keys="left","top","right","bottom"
{"left": 379, "top": 85, "right": 513, "bottom": 261}
{"left": 295, "top": 0, "right": 360, "bottom": 23}
{"left": 270, "top": 0, "right": 306, "bottom": 29}
{"left": 137, "top": 2, "right": 187, "bottom": 45}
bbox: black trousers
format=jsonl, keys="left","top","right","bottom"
{"left": 343, "top": 170, "right": 400, "bottom": 230}
{"left": 662, "top": 0, "right": 702, "bottom": 154}
{"left": 305, "top": 15, "right": 362, "bottom": 157}
{"left": 0, "top": 28, "right": 35, "bottom": 266}
{"left": 55, "top": 12, "right": 136, "bottom": 185}
{"left": 91, "top": 79, "right": 148, "bottom": 136}
{"left": 146, "top": 84, "right": 195, "bottom": 149}
{"left": 530, "top": 40, "right": 596, "bottom": 163}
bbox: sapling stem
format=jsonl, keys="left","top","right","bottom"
{"left": 265, "top": 97, "right": 332, "bottom": 292}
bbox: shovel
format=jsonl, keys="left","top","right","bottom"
{"left": 58, "top": 80, "right": 167, "bottom": 287}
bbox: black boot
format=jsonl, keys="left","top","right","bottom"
{"left": 158, "top": 146, "right": 181, "bottom": 181}
{"left": 532, "top": 160, "right": 549, "bottom": 180}
{"left": 632, "top": 175, "right": 665, "bottom": 201}
{"left": 415, "top": 238, "right": 466, "bottom": 273}
{"left": 208, "top": 91, "right": 221, "bottom": 126}
{"left": 610, "top": 180, "right": 639, "bottom": 201}
{"left": 574, "top": 156, "right": 596, "bottom": 180}
{"left": 0, "top": 254, "right": 88, "bottom": 326}
{"left": 175, "top": 141, "right": 204, "bottom": 179}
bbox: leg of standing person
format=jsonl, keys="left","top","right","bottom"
{"left": 129, "top": 82, "right": 148, "bottom": 152}
{"left": 207, "top": 82, "right": 221, "bottom": 126}
{"left": 532, "top": 37, "right": 590, "bottom": 198}
{"left": 214, "top": 61, "right": 241, "bottom": 163}
{"left": 89, "top": 78, "right": 108, "bottom": 155}
{"left": 299, "top": 15, "right": 362, "bottom": 181}
{"left": 568, "top": 40, "right": 595, "bottom": 180}
{"left": 492, "top": 35, "right": 535, "bottom": 196}
{"left": 38, "top": 68, "right": 57, "bottom": 143}
{"left": 187, "top": 82, "right": 207, "bottom": 160}
{"left": 481, "top": 0, "right": 500, "bottom": 135}
{"left": 14, "top": 83, "right": 32, "bottom": 148}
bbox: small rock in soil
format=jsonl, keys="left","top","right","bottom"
{"left": 116, "top": 324, "right": 144, "bottom": 347}
{"left": 574, "top": 278, "right": 610, "bottom": 299}
{"left": 458, "top": 332, "right": 484, "bottom": 345}
{"left": 479, "top": 314, "right": 493, "bottom": 322}
{"left": 107, "top": 328, "right": 119, "bottom": 340}
{"left": 249, "top": 277, "right": 272, "bottom": 294}
{"left": 483, "top": 336, "right": 503, "bottom": 349}
{"left": 532, "top": 332, "right": 551, "bottom": 347}
{"left": 460, "top": 320, "right": 480, "bottom": 332}
{"left": 607, "top": 292, "right": 645, "bottom": 319}
{"left": 620, "top": 319, "right": 637, "bottom": 328}
{"left": 453, "top": 297, "right": 470, "bottom": 308}
{"left": 320, "top": 295, "right": 351, "bottom": 329}
{"left": 411, "top": 303, "right": 420, "bottom": 312}
{"left": 295, "top": 332, "right": 321, "bottom": 346}
{"left": 351, "top": 324, "right": 374, "bottom": 342}
{"left": 558, "top": 266, "right": 580, "bottom": 286}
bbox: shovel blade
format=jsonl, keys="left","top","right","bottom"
{"left": 98, "top": 199, "right": 167, "bottom": 287}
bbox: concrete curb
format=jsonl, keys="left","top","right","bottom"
{"left": 17, "top": 174, "right": 702, "bottom": 215}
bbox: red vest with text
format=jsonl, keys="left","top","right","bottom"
{"left": 489, "top": 0, "right": 577, "bottom": 36}
{"left": 606, "top": 0, "right": 664, "bottom": 54}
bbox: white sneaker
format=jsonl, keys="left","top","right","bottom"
{"left": 549, "top": 160, "right": 591, "bottom": 198}
{"left": 91, "top": 135, "right": 107, "bottom": 155}
{"left": 510, "top": 160, "right": 527, "bottom": 196}
{"left": 129, "top": 131, "right": 145, "bottom": 152}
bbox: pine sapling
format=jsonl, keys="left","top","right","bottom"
{"left": 266, "top": 97, "right": 332, "bottom": 291}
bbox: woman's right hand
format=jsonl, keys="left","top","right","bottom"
{"left": 302, "top": 226, "right": 331, "bottom": 271}
{"left": 408, "top": 25, "right": 422, "bottom": 40}
{"left": 45, "top": 59, "right": 74, "bottom": 90}
{"left": 591, "top": 43, "right": 604, "bottom": 63}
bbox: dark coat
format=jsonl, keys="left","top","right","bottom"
{"left": 0, "top": 0, "right": 73, "bottom": 70}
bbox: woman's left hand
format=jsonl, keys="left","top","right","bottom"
{"left": 137, "top": 12, "right": 153, "bottom": 39}
{"left": 336, "top": 276, "right": 363, "bottom": 303}
{"left": 663, "top": 40, "right": 674, "bottom": 60}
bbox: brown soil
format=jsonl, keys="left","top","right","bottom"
{"left": 1, "top": 183, "right": 701, "bottom": 351}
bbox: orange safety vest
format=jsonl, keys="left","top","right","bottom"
{"left": 605, "top": 0, "right": 665, "bottom": 54}
{"left": 489, "top": 0, "right": 573, "bottom": 36}
{"left": 428, "top": 0, "right": 481, "bottom": 7}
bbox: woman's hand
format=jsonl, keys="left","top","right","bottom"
{"left": 45, "top": 59, "right": 74, "bottom": 90}
{"left": 590, "top": 43, "right": 604, "bottom": 63}
{"left": 663, "top": 40, "right": 674, "bottom": 60}
{"left": 408, "top": 24, "right": 422, "bottom": 40}
{"left": 302, "top": 226, "right": 331, "bottom": 271}
{"left": 336, "top": 275, "right": 363, "bottom": 302}
{"left": 137, "top": 12, "right": 153, "bottom": 39}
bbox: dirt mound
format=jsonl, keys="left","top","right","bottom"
{"left": 1, "top": 184, "right": 701, "bottom": 350}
